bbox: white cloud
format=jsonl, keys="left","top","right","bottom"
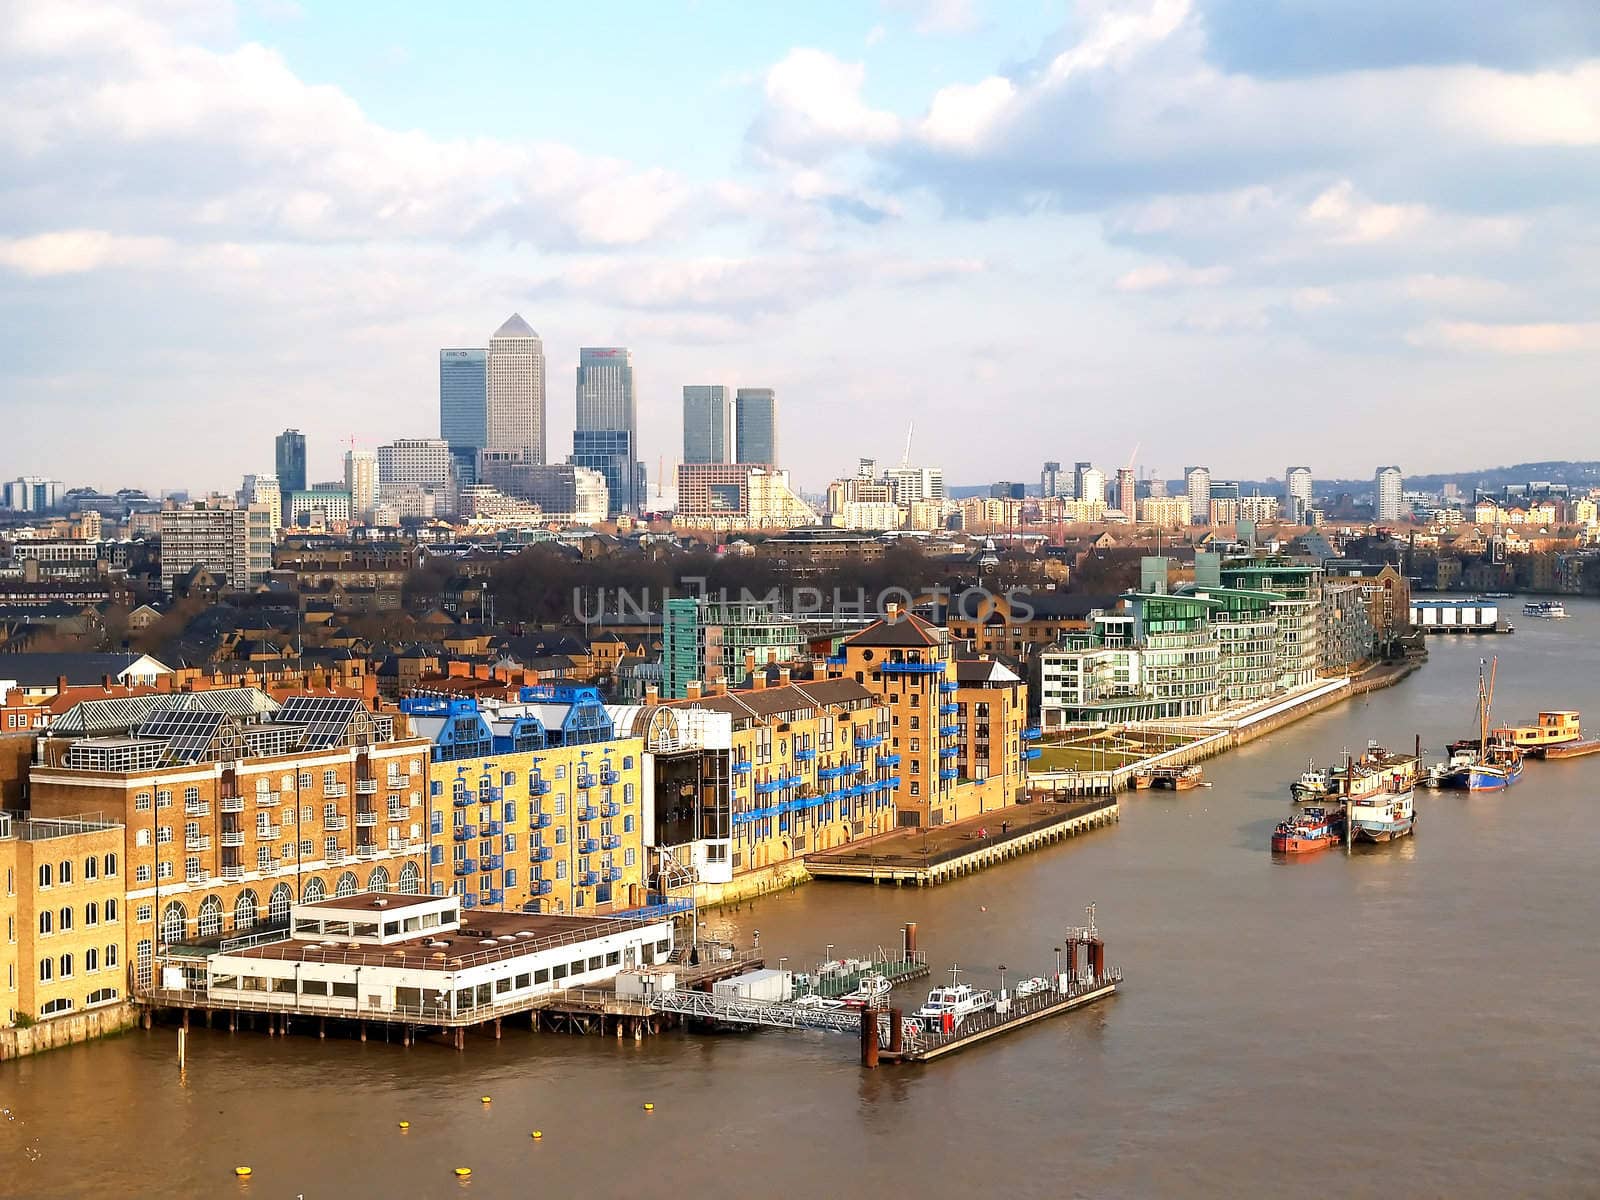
{"left": 0, "top": 230, "right": 173, "bottom": 276}
{"left": 1113, "top": 261, "right": 1230, "bottom": 291}
{"left": 1408, "top": 321, "right": 1600, "bottom": 354}
{"left": 891, "top": 0, "right": 981, "bottom": 36}
{"left": 752, "top": 49, "right": 901, "bottom": 162}
{"left": 1304, "top": 181, "right": 1426, "bottom": 244}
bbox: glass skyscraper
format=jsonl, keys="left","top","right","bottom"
{"left": 573, "top": 348, "right": 643, "bottom": 516}
{"left": 683, "top": 385, "right": 732, "bottom": 464}
{"left": 275, "top": 429, "right": 306, "bottom": 510}
{"left": 440, "top": 348, "right": 487, "bottom": 485}
{"left": 735, "top": 387, "right": 777, "bottom": 465}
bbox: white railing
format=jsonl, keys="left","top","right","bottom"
{"left": 185, "top": 801, "right": 210, "bottom": 816}
{"left": 256, "top": 824, "right": 280, "bottom": 840}
{"left": 324, "top": 783, "right": 348, "bottom": 799}
{"left": 220, "top": 832, "right": 245, "bottom": 847}
{"left": 354, "top": 779, "right": 378, "bottom": 795}
{"left": 324, "top": 816, "right": 347, "bottom": 832}
{"left": 185, "top": 835, "right": 211, "bottom": 851}
{"left": 355, "top": 811, "right": 378, "bottom": 827}
{"left": 221, "top": 865, "right": 244, "bottom": 880}
{"left": 219, "top": 796, "right": 245, "bottom": 813}
{"left": 255, "top": 792, "right": 282, "bottom": 808}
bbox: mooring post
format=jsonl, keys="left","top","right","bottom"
{"left": 860, "top": 1006, "right": 880, "bottom": 1069}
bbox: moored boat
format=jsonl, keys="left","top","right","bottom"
{"left": 1523, "top": 601, "right": 1567, "bottom": 619}
{"left": 1290, "top": 762, "right": 1338, "bottom": 802}
{"left": 1494, "top": 710, "right": 1582, "bottom": 757}
{"left": 838, "top": 972, "right": 893, "bottom": 1009}
{"left": 1542, "top": 738, "right": 1600, "bottom": 760}
{"left": 1271, "top": 807, "right": 1345, "bottom": 854}
{"left": 1150, "top": 765, "right": 1203, "bottom": 791}
{"left": 1436, "top": 658, "right": 1525, "bottom": 792}
{"left": 915, "top": 968, "right": 996, "bottom": 1032}
{"left": 1349, "top": 785, "right": 1415, "bottom": 843}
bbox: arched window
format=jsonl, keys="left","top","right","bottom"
{"left": 38, "top": 863, "right": 51, "bottom": 888}
{"left": 84, "top": 856, "right": 98, "bottom": 881}
{"left": 59, "top": 953, "right": 73, "bottom": 978}
{"left": 268, "top": 883, "right": 293, "bottom": 923}
{"left": 160, "top": 901, "right": 188, "bottom": 945}
{"left": 234, "top": 890, "right": 259, "bottom": 930}
{"left": 397, "top": 861, "right": 421, "bottom": 895}
{"left": 104, "top": 853, "right": 117, "bottom": 876}
{"left": 106, "top": 944, "right": 120, "bottom": 968}
{"left": 335, "top": 871, "right": 359, "bottom": 898}
{"left": 85, "top": 902, "right": 99, "bottom": 926}
{"left": 39, "top": 958, "right": 52, "bottom": 982}
{"left": 86, "top": 947, "right": 99, "bottom": 972}
{"left": 367, "top": 865, "right": 391, "bottom": 892}
{"left": 58, "top": 860, "right": 72, "bottom": 885}
{"left": 38, "top": 911, "right": 51, "bottom": 935}
{"left": 59, "top": 907, "right": 73, "bottom": 932}
{"left": 105, "top": 898, "right": 118, "bottom": 922}
{"left": 197, "top": 896, "right": 223, "bottom": 938}
{"left": 303, "top": 876, "right": 327, "bottom": 903}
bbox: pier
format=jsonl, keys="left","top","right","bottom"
{"left": 805, "top": 796, "right": 1118, "bottom": 887}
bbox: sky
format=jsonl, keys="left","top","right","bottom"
{"left": 2, "top": 0, "right": 1599, "bottom": 496}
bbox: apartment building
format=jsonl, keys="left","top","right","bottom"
{"left": 27, "top": 691, "right": 432, "bottom": 992}
{"left": 159, "top": 502, "right": 275, "bottom": 591}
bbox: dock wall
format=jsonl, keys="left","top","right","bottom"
{"left": 0, "top": 1002, "right": 138, "bottom": 1061}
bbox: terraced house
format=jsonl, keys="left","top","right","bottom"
{"left": 27, "top": 690, "right": 433, "bottom": 993}
{"left": 401, "top": 686, "right": 650, "bottom": 917}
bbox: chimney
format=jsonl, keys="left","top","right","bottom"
{"left": 447, "top": 661, "right": 469, "bottom": 678}
{"left": 362, "top": 672, "right": 378, "bottom": 707}
{"left": 102, "top": 674, "right": 114, "bottom": 691}
{"left": 56, "top": 675, "right": 69, "bottom": 697}
{"left": 645, "top": 684, "right": 660, "bottom": 704}
{"left": 753, "top": 669, "right": 767, "bottom": 691}
{"left": 686, "top": 680, "right": 703, "bottom": 701}
{"left": 779, "top": 667, "right": 791, "bottom": 687}
{"left": 157, "top": 674, "right": 173, "bottom": 693}
{"left": 474, "top": 664, "right": 490, "bottom": 681}
{"left": 744, "top": 651, "right": 756, "bottom": 677}
{"left": 886, "top": 602, "right": 901, "bottom": 621}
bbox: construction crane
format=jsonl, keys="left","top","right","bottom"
{"left": 900, "top": 420, "right": 915, "bottom": 469}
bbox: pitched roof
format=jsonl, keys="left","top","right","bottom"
{"left": 843, "top": 611, "right": 941, "bottom": 649}
{"left": 492, "top": 312, "right": 538, "bottom": 339}
{"left": 0, "top": 652, "right": 170, "bottom": 687}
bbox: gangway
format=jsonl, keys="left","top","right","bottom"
{"left": 648, "top": 989, "right": 862, "bottom": 1033}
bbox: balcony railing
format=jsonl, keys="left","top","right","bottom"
{"left": 323, "top": 816, "right": 347, "bottom": 832}
{"left": 577, "top": 774, "right": 596, "bottom": 790}
{"left": 184, "top": 801, "right": 210, "bottom": 816}
{"left": 939, "top": 724, "right": 960, "bottom": 737}
{"left": 356, "top": 842, "right": 379, "bottom": 859}
{"left": 484, "top": 820, "right": 503, "bottom": 836}
{"left": 601, "top": 835, "right": 622, "bottom": 850}
{"left": 453, "top": 792, "right": 474, "bottom": 808}
{"left": 855, "top": 733, "right": 885, "bottom": 748}
{"left": 939, "top": 681, "right": 959, "bottom": 693}
{"left": 877, "top": 661, "right": 945, "bottom": 675}
{"left": 256, "top": 824, "right": 280, "bottom": 841}
{"left": 530, "top": 879, "right": 552, "bottom": 896}
{"left": 483, "top": 854, "right": 503, "bottom": 870}
{"left": 454, "top": 859, "right": 477, "bottom": 876}
{"left": 255, "top": 791, "right": 281, "bottom": 808}
{"left": 323, "top": 783, "right": 347, "bottom": 799}
{"left": 578, "top": 838, "right": 599, "bottom": 854}
{"left": 221, "top": 864, "right": 244, "bottom": 881}
{"left": 220, "top": 795, "right": 245, "bottom": 813}
{"left": 529, "top": 813, "right": 552, "bottom": 829}
{"left": 732, "top": 761, "right": 752, "bottom": 774}
{"left": 185, "top": 868, "right": 208, "bottom": 884}
{"left": 939, "top": 768, "right": 960, "bottom": 781}
{"left": 355, "top": 811, "right": 378, "bottom": 827}
{"left": 326, "top": 848, "right": 347, "bottom": 864}
{"left": 219, "top": 831, "right": 245, "bottom": 848}
{"left": 579, "top": 871, "right": 599, "bottom": 887}
{"left": 939, "top": 703, "right": 959, "bottom": 715}
{"left": 184, "top": 835, "right": 211, "bottom": 852}
{"left": 939, "top": 746, "right": 960, "bottom": 758}
{"left": 530, "top": 846, "right": 552, "bottom": 862}
{"left": 606, "top": 868, "right": 623, "bottom": 882}
{"left": 794, "top": 747, "right": 816, "bottom": 761}
{"left": 600, "top": 802, "right": 620, "bottom": 818}
{"left": 878, "top": 754, "right": 901, "bottom": 767}
{"left": 578, "top": 806, "right": 599, "bottom": 822}
{"left": 599, "top": 769, "right": 620, "bottom": 785}
{"left": 354, "top": 778, "right": 378, "bottom": 795}
{"left": 1022, "top": 726, "right": 1042, "bottom": 741}
{"left": 453, "top": 826, "right": 477, "bottom": 842}
{"left": 528, "top": 777, "right": 551, "bottom": 796}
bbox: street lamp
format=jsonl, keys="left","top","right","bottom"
{"left": 1053, "top": 946, "right": 1062, "bottom": 988}
{"left": 998, "top": 963, "right": 1007, "bottom": 1001}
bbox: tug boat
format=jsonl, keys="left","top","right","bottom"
{"left": 1271, "top": 806, "right": 1345, "bottom": 854}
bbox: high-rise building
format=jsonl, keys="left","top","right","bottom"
{"left": 240, "top": 473, "right": 281, "bottom": 534}
{"left": 275, "top": 430, "right": 307, "bottom": 506}
{"left": 1073, "top": 461, "right": 1094, "bottom": 501}
{"left": 440, "top": 347, "right": 488, "bottom": 485}
{"left": 682, "top": 385, "right": 732, "bottom": 465}
{"left": 377, "top": 438, "right": 456, "bottom": 515}
{"left": 344, "top": 449, "right": 378, "bottom": 522}
{"left": 486, "top": 314, "right": 545, "bottom": 464}
{"left": 1079, "top": 467, "right": 1106, "bottom": 507}
{"left": 159, "top": 501, "right": 275, "bottom": 590}
{"left": 884, "top": 466, "right": 945, "bottom": 504}
{"left": 478, "top": 453, "right": 609, "bottom": 525}
{"left": 1375, "top": 466, "right": 1405, "bottom": 522}
{"left": 1115, "top": 467, "right": 1136, "bottom": 518}
{"left": 573, "top": 348, "right": 642, "bottom": 517}
{"left": 1041, "top": 462, "right": 1064, "bottom": 498}
{"left": 735, "top": 388, "right": 778, "bottom": 465}
{"left": 1286, "top": 466, "right": 1313, "bottom": 523}
{"left": 1, "top": 477, "right": 64, "bottom": 513}
{"left": 1185, "top": 466, "right": 1212, "bottom": 526}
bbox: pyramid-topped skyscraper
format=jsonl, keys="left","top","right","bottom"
{"left": 485, "top": 313, "right": 546, "bottom": 464}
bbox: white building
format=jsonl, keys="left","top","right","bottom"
{"left": 1079, "top": 467, "right": 1106, "bottom": 507}
{"left": 2, "top": 477, "right": 64, "bottom": 513}
{"left": 884, "top": 466, "right": 945, "bottom": 504}
{"left": 486, "top": 313, "right": 546, "bottom": 465}
{"left": 344, "top": 450, "right": 378, "bottom": 523}
{"left": 378, "top": 438, "right": 456, "bottom": 516}
{"left": 288, "top": 490, "right": 353, "bottom": 529}
{"left": 1285, "top": 467, "right": 1313, "bottom": 522}
{"left": 1375, "top": 466, "right": 1405, "bottom": 523}
{"left": 159, "top": 502, "right": 274, "bottom": 590}
{"left": 837, "top": 501, "right": 903, "bottom": 531}
{"left": 241, "top": 473, "right": 282, "bottom": 535}
{"left": 1185, "top": 466, "right": 1212, "bottom": 526}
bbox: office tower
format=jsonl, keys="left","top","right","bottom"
{"left": 1375, "top": 466, "right": 1404, "bottom": 522}
{"left": 241, "top": 473, "right": 282, "bottom": 533}
{"left": 478, "top": 455, "right": 610, "bottom": 525}
{"left": 1115, "top": 467, "right": 1136, "bottom": 517}
{"left": 858, "top": 458, "right": 877, "bottom": 479}
{"left": 1080, "top": 467, "right": 1106, "bottom": 507}
{"left": 1285, "top": 466, "right": 1313, "bottom": 522}
{"left": 377, "top": 438, "right": 456, "bottom": 515}
{"left": 1185, "top": 466, "right": 1212, "bottom": 526}
{"left": 1148, "top": 475, "right": 1168, "bottom": 499}
{"left": 1, "top": 477, "right": 64, "bottom": 512}
{"left": 440, "top": 348, "right": 488, "bottom": 485}
{"left": 572, "top": 347, "right": 642, "bottom": 518}
{"left": 682, "top": 385, "right": 732, "bottom": 465}
{"left": 1041, "top": 462, "right": 1064, "bottom": 499}
{"left": 344, "top": 449, "right": 378, "bottom": 522}
{"left": 1073, "top": 461, "right": 1093, "bottom": 501}
{"left": 735, "top": 388, "right": 778, "bottom": 465}
{"left": 486, "top": 313, "right": 545, "bottom": 464}
{"left": 275, "top": 430, "right": 307, "bottom": 508}
{"left": 885, "top": 466, "right": 945, "bottom": 504}
{"left": 159, "top": 501, "right": 275, "bottom": 591}
{"left": 1210, "top": 480, "right": 1241, "bottom": 502}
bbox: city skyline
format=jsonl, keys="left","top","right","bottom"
{"left": 3, "top": 2, "right": 1599, "bottom": 493}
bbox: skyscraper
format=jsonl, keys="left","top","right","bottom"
{"left": 241, "top": 473, "right": 281, "bottom": 534}
{"left": 1184, "top": 465, "right": 1212, "bottom": 526}
{"left": 345, "top": 449, "right": 378, "bottom": 522}
{"left": 735, "top": 388, "right": 778, "bottom": 465}
{"left": 683, "top": 385, "right": 732, "bottom": 465}
{"left": 1115, "top": 467, "right": 1136, "bottom": 518}
{"left": 378, "top": 438, "right": 456, "bottom": 516}
{"left": 572, "top": 347, "right": 642, "bottom": 517}
{"left": 275, "top": 430, "right": 306, "bottom": 510}
{"left": 1079, "top": 467, "right": 1106, "bottom": 507}
{"left": 486, "top": 314, "right": 545, "bottom": 464}
{"left": 1072, "top": 461, "right": 1094, "bottom": 501}
{"left": 1285, "top": 466, "right": 1313, "bottom": 523}
{"left": 1041, "top": 461, "right": 1064, "bottom": 499}
{"left": 1375, "top": 466, "right": 1404, "bottom": 522}
{"left": 440, "top": 347, "right": 488, "bottom": 485}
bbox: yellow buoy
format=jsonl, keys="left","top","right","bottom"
{"left": 454, "top": 1167, "right": 472, "bottom": 1178}
{"left": 643, "top": 1103, "right": 654, "bottom": 1111}
{"left": 234, "top": 1166, "right": 252, "bottom": 1177}
{"left": 531, "top": 1131, "right": 543, "bottom": 1140}
{"left": 480, "top": 1096, "right": 492, "bottom": 1104}
{"left": 398, "top": 1121, "right": 410, "bottom": 1130}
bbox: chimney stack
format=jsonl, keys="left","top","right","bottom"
{"left": 778, "top": 667, "right": 791, "bottom": 687}
{"left": 645, "top": 684, "right": 660, "bottom": 704}
{"left": 686, "top": 680, "right": 703, "bottom": 701}
{"left": 886, "top": 602, "right": 901, "bottom": 621}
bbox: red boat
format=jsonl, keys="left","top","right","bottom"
{"left": 1271, "top": 807, "right": 1343, "bottom": 854}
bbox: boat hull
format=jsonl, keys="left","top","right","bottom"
{"left": 1542, "top": 739, "right": 1600, "bottom": 760}
{"left": 1440, "top": 761, "right": 1523, "bottom": 791}
{"left": 1271, "top": 832, "right": 1340, "bottom": 854}
{"left": 1352, "top": 814, "right": 1415, "bottom": 842}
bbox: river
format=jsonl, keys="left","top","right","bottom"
{"left": 4, "top": 603, "right": 1599, "bottom": 1198}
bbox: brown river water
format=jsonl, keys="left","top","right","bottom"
{"left": 3, "top": 603, "right": 1599, "bottom": 1198}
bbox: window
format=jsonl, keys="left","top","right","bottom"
{"left": 323, "top": 769, "right": 337, "bottom": 790}
{"left": 258, "top": 847, "right": 273, "bottom": 871}
{"left": 504, "top": 833, "right": 517, "bottom": 852}
{"left": 184, "top": 856, "right": 200, "bottom": 880}
{"left": 86, "top": 947, "right": 99, "bottom": 972}
{"left": 135, "top": 792, "right": 152, "bottom": 811}
{"left": 156, "top": 862, "right": 172, "bottom": 881}
{"left": 85, "top": 902, "right": 99, "bottom": 926}
{"left": 324, "top": 836, "right": 337, "bottom": 860}
{"left": 184, "top": 786, "right": 199, "bottom": 806}
{"left": 138, "top": 903, "right": 153, "bottom": 923}
{"left": 136, "top": 829, "right": 150, "bottom": 848}
{"left": 157, "top": 789, "right": 172, "bottom": 808}
{"left": 38, "top": 959, "right": 52, "bottom": 982}
{"left": 624, "top": 848, "right": 636, "bottom": 867}
{"left": 84, "top": 856, "right": 98, "bottom": 881}
{"left": 59, "top": 953, "right": 73, "bottom": 978}
{"left": 301, "top": 806, "right": 313, "bottom": 822}
{"left": 555, "top": 827, "right": 567, "bottom": 845}
{"left": 38, "top": 911, "right": 52, "bottom": 936}
{"left": 136, "top": 865, "right": 152, "bottom": 884}
{"left": 623, "top": 815, "right": 635, "bottom": 833}
{"left": 156, "top": 825, "right": 173, "bottom": 845}
{"left": 106, "top": 944, "right": 119, "bottom": 967}
{"left": 554, "top": 795, "right": 566, "bottom": 816}
{"left": 624, "top": 783, "right": 635, "bottom": 804}
{"left": 555, "top": 861, "right": 567, "bottom": 879}
{"left": 300, "top": 840, "right": 313, "bottom": 857}
{"left": 105, "top": 899, "right": 118, "bottom": 922}
{"left": 323, "top": 802, "right": 337, "bottom": 823}
{"left": 505, "top": 869, "right": 518, "bottom": 887}
{"left": 38, "top": 864, "right": 51, "bottom": 889}
{"left": 103, "top": 853, "right": 117, "bottom": 876}
{"left": 299, "top": 773, "right": 312, "bottom": 790}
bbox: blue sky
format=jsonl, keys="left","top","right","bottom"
{"left": 2, "top": 0, "right": 1598, "bottom": 495}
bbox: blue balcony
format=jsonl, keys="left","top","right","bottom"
{"left": 886, "top": 775, "right": 902, "bottom": 788}
{"left": 579, "top": 871, "right": 600, "bottom": 887}
{"left": 939, "top": 724, "right": 960, "bottom": 737}
{"left": 877, "top": 753, "right": 901, "bottom": 768}
{"left": 940, "top": 745, "right": 960, "bottom": 758}
{"left": 1022, "top": 747, "right": 1042, "bottom": 761}
{"left": 754, "top": 778, "right": 785, "bottom": 794}
{"left": 462, "top": 895, "right": 478, "bottom": 909}
{"left": 529, "top": 812, "right": 552, "bottom": 829}
{"left": 453, "top": 825, "right": 477, "bottom": 842}
{"left": 528, "top": 776, "right": 551, "bottom": 796}
{"left": 530, "top": 879, "right": 552, "bottom": 896}
{"left": 482, "top": 786, "right": 503, "bottom": 803}
{"left": 454, "top": 858, "right": 477, "bottom": 876}
{"left": 482, "top": 888, "right": 502, "bottom": 905}
{"left": 732, "top": 760, "right": 752, "bottom": 774}
{"left": 452, "top": 792, "right": 474, "bottom": 808}
{"left": 578, "top": 805, "right": 599, "bottom": 822}
{"left": 877, "top": 660, "right": 945, "bottom": 675}
{"left": 600, "top": 802, "right": 621, "bottom": 818}
{"left": 939, "top": 768, "right": 960, "bottom": 781}
{"left": 485, "top": 820, "right": 504, "bottom": 836}
{"left": 600, "top": 769, "right": 620, "bottom": 785}
{"left": 825, "top": 655, "right": 847, "bottom": 666}
{"left": 530, "top": 845, "right": 552, "bottom": 862}
{"left": 608, "top": 867, "right": 624, "bottom": 882}
{"left": 601, "top": 834, "right": 622, "bottom": 850}
{"left": 939, "top": 681, "right": 958, "bottom": 693}
{"left": 784, "top": 774, "right": 804, "bottom": 789}
{"left": 483, "top": 854, "right": 504, "bottom": 870}
{"left": 854, "top": 733, "right": 884, "bottom": 749}
{"left": 794, "top": 747, "right": 816, "bottom": 761}
{"left": 1022, "top": 726, "right": 1042, "bottom": 741}
{"left": 818, "top": 762, "right": 860, "bottom": 781}
{"left": 577, "top": 774, "right": 596, "bottom": 789}
{"left": 578, "top": 838, "right": 599, "bottom": 854}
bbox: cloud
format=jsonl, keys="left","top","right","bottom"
{"left": 749, "top": 49, "right": 901, "bottom": 163}
{"left": 1113, "top": 262, "right": 1230, "bottom": 291}
{"left": 1408, "top": 321, "right": 1600, "bottom": 354}
{"left": 0, "top": 230, "right": 173, "bottom": 276}
{"left": 888, "top": 0, "right": 981, "bottom": 36}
